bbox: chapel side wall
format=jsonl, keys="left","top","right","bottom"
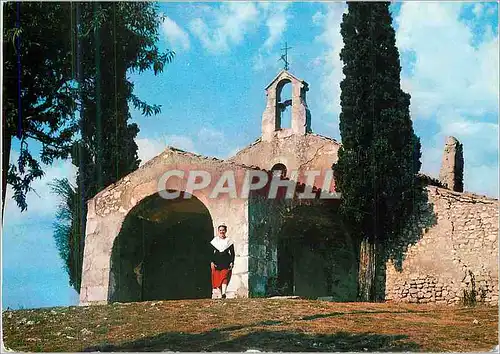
{"left": 386, "top": 186, "right": 499, "bottom": 305}
{"left": 79, "top": 176, "right": 132, "bottom": 306}
{"left": 221, "top": 198, "right": 250, "bottom": 299}
{"left": 247, "top": 193, "right": 281, "bottom": 297}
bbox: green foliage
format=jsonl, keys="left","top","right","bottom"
{"left": 72, "top": 2, "right": 175, "bottom": 193}
{"left": 333, "top": 2, "right": 423, "bottom": 300}
{"left": 2, "top": 2, "right": 175, "bottom": 213}
{"left": 462, "top": 289, "right": 477, "bottom": 307}
{"left": 49, "top": 2, "right": 174, "bottom": 292}
{"left": 2, "top": 2, "right": 80, "bottom": 211}
{"left": 50, "top": 178, "right": 83, "bottom": 291}
{"left": 460, "top": 270, "right": 488, "bottom": 307}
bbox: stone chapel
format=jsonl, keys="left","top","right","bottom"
{"left": 79, "top": 70, "right": 498, "bottom": 306}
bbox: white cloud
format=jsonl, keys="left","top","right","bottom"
{"left": 188, "top": 2, "right": 291, "bottom": 64}
{"left": 136, "top": 137, "right": 167, "bottom": 164}
{"left": 198, "top": 127, "right": 234, "bottom": 159}
{"left": 472, "top": 3, "right": 484, "bottom": 17}
{"left": 314, "top": 2, "right": 498, "bottom": 124}
{"left": 227, "top": 146, "right": 244, "bottom": 159}
{"left": 419, "top": 117, "right": 499, "bottom": 198}
{"left": 436, "top": 116, "right": 498, "bottom": 197}
{"left": 136, "top": 127, "right": 240, "bottom": 162}
{"left": 394, "top": 3, "right": 499, "bottom": 198}
{"left": 161, "top": 15, "right": 191, "bottom": 51}
{"left": 4, "top": 152, "right": 77, "bottom": 224}
{"left": 487, "top": 5, "right": 497, "bottom": 16}
{"left": 395, "top": 3, "right": 498, "bottom": 119}
{"left": 312, "top": 3, "right": 347, "bottom": 118}
{"left": 465, "top": 164, "right": 499, "bottom": 198}
{"left": 262, "top": 3, "right": 290, "bottom": 49}
{"left": 312, "top": 10, "right": 326, "bottom": 25}
{"left": 136, "top": 135, "right": 198, "bottom": 165}
{"left": 420, "top": 144, "right": 443, "bottom": 179}
{"left": 312, "top": 3, "right": 498, "bottom": 198}
{"left": 251, "top": 3, "right": 292, "bottom": 72}
{"left": 252, "top": 51, "right": 282, "bottom": 72}
{"left": 188, "top": 2, "right": 260, "bottom": 53}
{"left": 421, "top": 137, "right": 498, "bottom": 198}
{"left": 198, "top": 127, "right": 224, "bottom": 141}
{"left": 165, "top": 135, "right": 198, "bottom": 153}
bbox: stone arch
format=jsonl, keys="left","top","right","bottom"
{"left": 108, "top": 190, "right": 214, "bottom": 302}
{"left": 275, "top": 79, "right": 292, "bottom": 130}
{"left": 79, "top": 148, "right": 253, "bottom": 305}
{"left": 262, "top": 70, "right": 311, "bottom": 141}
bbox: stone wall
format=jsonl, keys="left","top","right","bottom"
{"left": 438, "top": 136, "right": 464, "bottom": 192}
{"left": 228, "top": 133, "right": 340, "bottom": 191}
{"left": 386, "top": 186, "right": 498, "bottom": 305}
{"left": 247, "top": 194, "right": 284, "bottom": 297}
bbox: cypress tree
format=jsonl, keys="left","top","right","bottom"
{"left": 52, "top": 2, "right": 174, "bottom": 293}
{"left": 334, "top": 2, "right": 422, "bottom": 301}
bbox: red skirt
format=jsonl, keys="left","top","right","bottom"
{"left": 211, "top": 268, "right": 232, "bottom": 288}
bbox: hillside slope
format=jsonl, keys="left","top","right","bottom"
{"left": 2, "top": 299, "right": 498, "bottom": 352}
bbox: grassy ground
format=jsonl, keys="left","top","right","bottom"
{"left": 2, "top": 299, "right": 498, "bottom": 352}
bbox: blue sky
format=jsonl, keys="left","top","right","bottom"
{"left": 2, "top": 2, "right": 498, "bottom": 310}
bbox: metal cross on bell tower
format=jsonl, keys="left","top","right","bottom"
{"left": 279, "top": 42, "right": 292, "bottom": 71}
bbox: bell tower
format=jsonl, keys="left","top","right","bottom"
{"left": 261, "top": 70, "right": 312, "bottom": 142}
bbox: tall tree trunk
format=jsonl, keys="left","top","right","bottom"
{"left": 2, "top": 132, "right": 12, "bottom": 218}
{"left": 2, "top": 107, "right": 12, "bottom": 218}
{"left": 375, "top": 244, "right": 387, "bottom": 302}
{"left": 357, "top": 236, "right": 376, "bottom": 301}
{"left": 76, "top": 2, "right": 86, "bottom": 294}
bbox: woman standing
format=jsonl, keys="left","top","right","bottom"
{"left": 210, "top": 224, "right": 235, "bottom": 299}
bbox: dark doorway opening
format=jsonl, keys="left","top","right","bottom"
{"left": 277, "top": 237, "right": 295, "bottom": 294}
{"left": 109, "top": 190, "right": 214, "bottom": 302}
{"left": 276, "top": 201, "right": 358, "bottom": 300}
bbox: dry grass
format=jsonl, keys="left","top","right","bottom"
{"left": 2, "top": 299, "right": 498, "bottom": 352}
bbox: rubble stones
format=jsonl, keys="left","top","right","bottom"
{"left": 385, "top": 186, "right": 498, "bottom": 306}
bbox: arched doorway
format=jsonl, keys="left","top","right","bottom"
{"left": 109, "top": 190, "right": 214, "bottom": 302}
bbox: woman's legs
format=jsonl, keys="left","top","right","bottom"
{"left": 212, "top": 268, "right": 231, "bottom": 299}
{"left": 221, "top": 269, "right": 232, "bottom": 298}
{"left": 211, "top": 268, "right": 220, "bottom": 298}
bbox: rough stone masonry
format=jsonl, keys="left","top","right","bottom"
{"left": 385, "top": 186, "right": 498, "bottom": 305}
{"left": 439, "top": 136, "right": 464, "bottom": 192}
{"left": 384, "top": 135, "right": 497, "bottom": 306}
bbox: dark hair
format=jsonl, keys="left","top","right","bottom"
{"left": 218, "top": 224, "right": 227, "bottom": 231}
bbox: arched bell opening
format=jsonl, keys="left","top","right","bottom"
{"left": 271, "top": 163, "right": 288, "bottom": 179}
{"left": 275, "top": 79, "right": 292, "bottom": 130}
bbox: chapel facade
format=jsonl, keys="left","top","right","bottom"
{"left": 79, "top": 70, "right": 498, "bottom": 306}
